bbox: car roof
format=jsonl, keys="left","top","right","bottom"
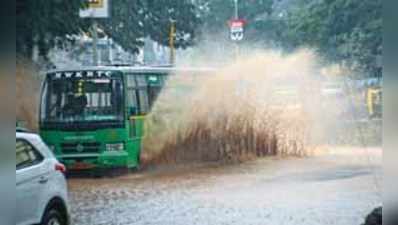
{"left": 16, "top": 131, "right": 39, "bottom": 140}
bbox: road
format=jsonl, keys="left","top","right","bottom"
{"left": 68, "top": 147, "right": 381, "bottom": 225}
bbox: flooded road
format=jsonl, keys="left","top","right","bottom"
{"left": 68, "top": 147, "right": 381, "bottom": 225}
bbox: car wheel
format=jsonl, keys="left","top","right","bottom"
{"left": 41, "top": 208, "right": 67, "bottom": 225}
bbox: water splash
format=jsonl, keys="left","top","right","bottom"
{"left": 142, "top": 49, "right": 329, "bottom": 166}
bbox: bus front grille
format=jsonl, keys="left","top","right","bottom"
{"left": 61, "top": 142, "right": 101, "bottom": 154}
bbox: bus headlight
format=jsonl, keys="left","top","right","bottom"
{"left": 106, "top": 143, "right": 124, "bottom": 151}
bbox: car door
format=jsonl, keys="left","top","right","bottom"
{"left": 16, "top": 138, "right": 45, "bottom": 225}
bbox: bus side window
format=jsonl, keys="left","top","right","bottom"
{"left": 136, "top": 76, "right": 149, "bottom": 115}
{"left": 127, "top": 88, "right": 138, "bottom": 115}
{"left": 138, "top": 89, "right": 149, "bottom": 114}
{"left": 126, "top": 76, "right": 138, "bottom": 115}
{"left": 147, "top": 74, "right": 165, "bottom": 108}
{"left": 127, "top": 76, "right": 136, "bottom": 88}
{"left": 136, "top": 76, "right": 147, "bottom": 86}
{"left": 148, "top": 85, "right": 162, "bottom": 108}
{"left": 126, "top": 75, "right": 150, "bottom": 115}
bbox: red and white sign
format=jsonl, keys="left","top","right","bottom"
{"left": 229, "top": 19, "right": 246, "bottom": 29}
{"left": 229, "top": 19, "right": 246, "bottom": 41}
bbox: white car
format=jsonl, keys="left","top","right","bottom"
{"left": 16, "top": 131, "right": 70, "bottom": 225}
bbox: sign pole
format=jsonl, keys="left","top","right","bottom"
{"left": 234, "top": 0, "right": 239, "bottom": 61}
{"left": 80, "top": 0, "right": 110, "bottom": 66}
{"left": 234, "top": 0, "right": 238, "bottom": 19}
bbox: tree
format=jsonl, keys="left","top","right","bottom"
{"left": 17, "top": 0, "right": 200, "bottom": 62}
{"left": 285, "top": 0, "right": 382, "bottom": 76}
{"left": 187, "top": 0, "right": 276, "bottom": 62}
{"left": 101, "top": 0, "right": 200, "bottom": 54}
{"left": 196, "top": 0, "right": 274, "bottom": 39}
{"left": 16, "top": 0, "right": 88, "bottom": 61}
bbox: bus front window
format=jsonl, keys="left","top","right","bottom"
{"left": 41, "top": 75, "right": 124, "bottom": 125}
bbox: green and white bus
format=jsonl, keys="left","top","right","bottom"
{"left": 39, "top": 66, "right": 213, "bottom": 170}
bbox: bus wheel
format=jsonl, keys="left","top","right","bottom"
{"left": 91, "top": 168, "right": 104, "bottom": 178}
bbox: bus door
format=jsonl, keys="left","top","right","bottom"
{"left": 126, "top": 75, "right": 148, "bottom": 139}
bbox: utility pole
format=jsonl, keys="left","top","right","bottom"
{"left": 232, "top": 0, "right": 244, "bottom": 99}
{"left": 234, "top": 0, "right": 238, "bottom": 19}
{"left": 169, "top": 20, "right": 176, "bottom": 65}
{"left": 233, "top": 0, "right": 239, "bottom": 61}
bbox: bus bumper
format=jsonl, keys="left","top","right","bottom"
{"left": 58, "top": 151, "right": 130, "bottom": 170}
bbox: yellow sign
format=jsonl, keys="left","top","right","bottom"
{"left": 88, "top": 0, "right": 103, "bottom": 9}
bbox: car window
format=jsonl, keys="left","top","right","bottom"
{"left": 16, "top": 139, "right": 44, "bottom": 170}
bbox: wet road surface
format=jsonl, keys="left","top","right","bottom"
{"left": 68, "top": 147, "right": 381, "bottom": 225}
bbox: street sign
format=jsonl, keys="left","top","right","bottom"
{"left": 229, "top": 19, "right": 246, "bottom": 41}
{"left": 80, "top": 0, "right": 110, "bottom": 18}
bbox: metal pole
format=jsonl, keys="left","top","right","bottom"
{"left": 169, "top": 20, "right": 176, "bottom": 65}
{"left": 109, "top": 38, "right": 113, "bottom": 64}
{"left": 233, "top": 0, "right": 243, "bottom": 100}
{"left": 92, "top": 20, "right": 99, "bottom": 66}
{"left": 234, "top": 0, "right": 239, "bottom": 61}
{"left": 234, "top": 0, "right": 238, "bottom": 19}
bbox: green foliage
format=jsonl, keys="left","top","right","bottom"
{"left": 195, "top": 0, "right": 381, "bottom": 76}
{"left": 196, "top": 0, "right": 274, "bottom": 38}
{"left": 16, "top": 0, "right": 88, "bottom": 60}
{"left": 101, "top": 0, "right": 200, "bottom": 54}
{"left": 286, "top": 0, "right": 382, "bottom": 76}
{"left": 17, "top": 0, "right": 199, "bottom": 61}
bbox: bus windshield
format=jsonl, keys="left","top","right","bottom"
{"left": 41, "top": 73, "right": 124, "bottom": 126}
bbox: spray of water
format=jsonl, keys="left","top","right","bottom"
{"left": 141, "top": 49, "right": 336, "bottom": 166}
{"left": 16, "top": 60, "right": 41, "bottom": 131}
